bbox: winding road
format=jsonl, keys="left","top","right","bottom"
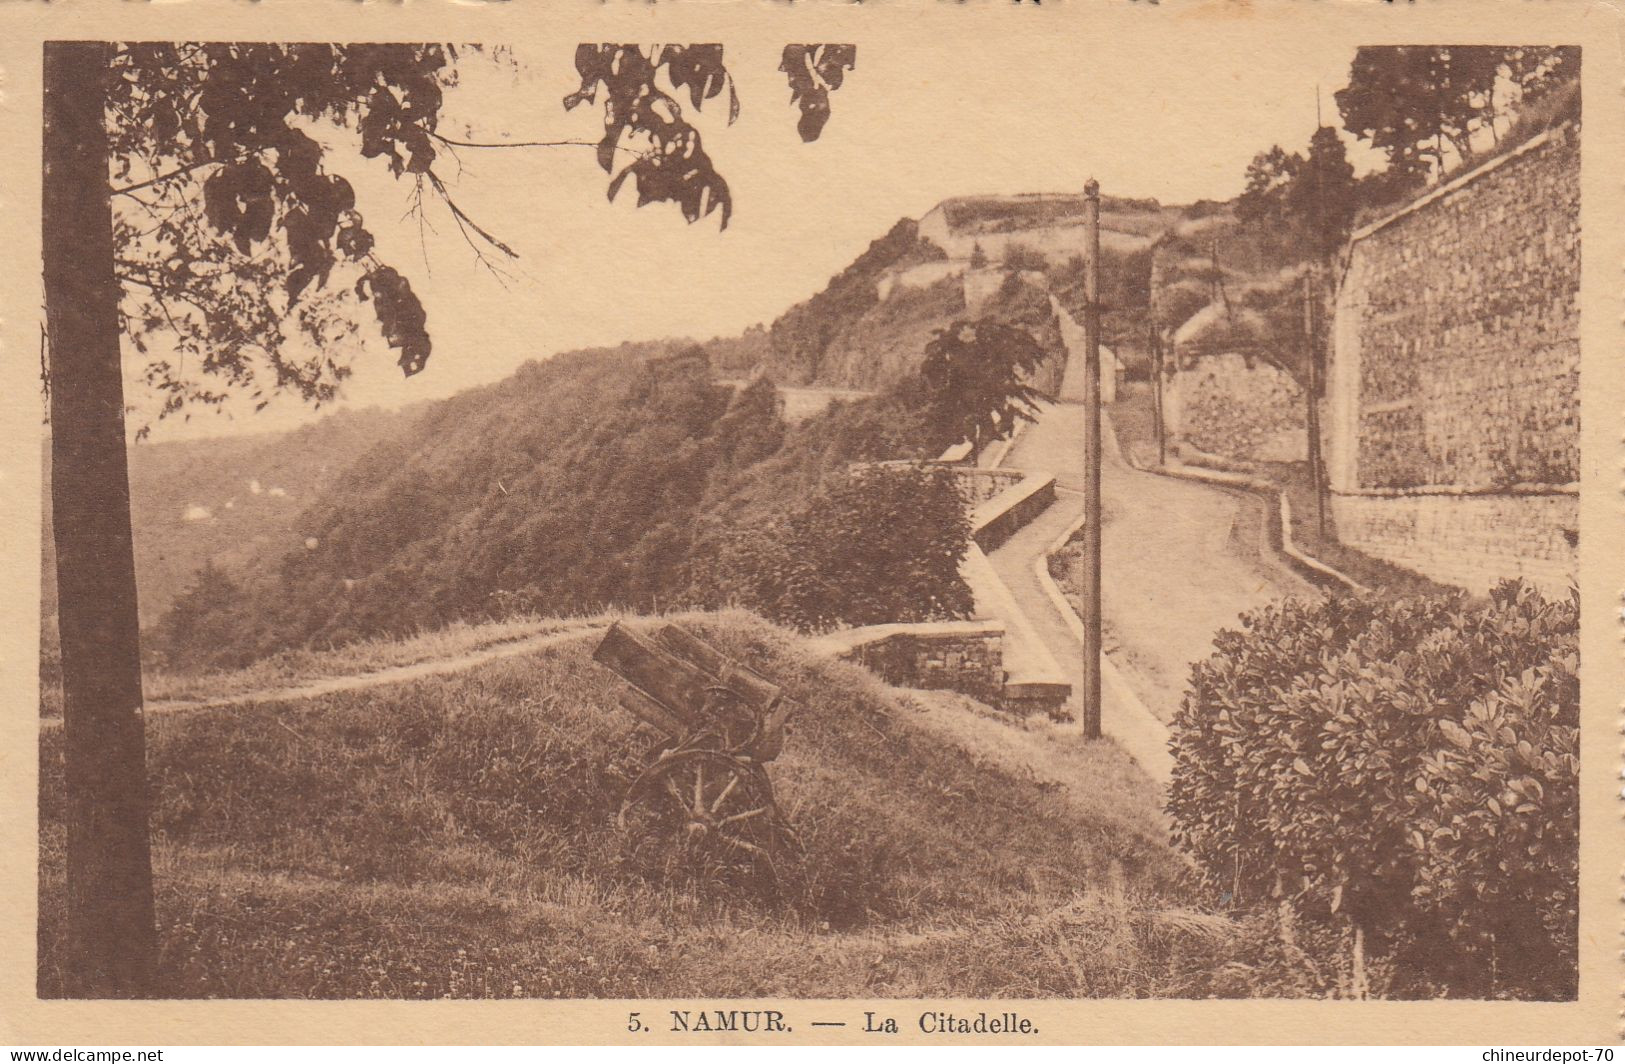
{"left": 982, "top": 304, "right": 1313, "bottom": 781}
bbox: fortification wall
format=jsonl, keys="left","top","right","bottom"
{"left": 1326, "top": 124, "right": 1580, "bottom": 591}
{"left": 1331, "top": 491, "right": 1576, "bottom": 596}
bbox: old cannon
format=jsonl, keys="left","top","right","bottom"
{"left": 593, "top": 622, "right": 796, "bottom": 880}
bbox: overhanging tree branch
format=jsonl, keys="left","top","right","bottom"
{"left": 110, "top": 156, "right": 221, "bottom": 197}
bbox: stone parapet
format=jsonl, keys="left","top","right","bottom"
{"left": 810, "top": 621, "right": 1006, "bottom": 707}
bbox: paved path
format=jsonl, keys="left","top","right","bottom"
{"left": 975, "top": 301, "right": 1312, "bottom": 781}
{"left": 996, "top": 395, "right": 1312, "bottom": 732}
{"left": 981, "top": 465, "right": 1172, "bottom": 783}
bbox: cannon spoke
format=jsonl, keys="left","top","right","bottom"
{"left": 717, "top": 805, "right": 768, "bottom": 827}
{"left": 709, "top": 771, "right": 742, "bottom": 815}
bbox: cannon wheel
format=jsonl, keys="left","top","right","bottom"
{"left": 617, "top": 748, "right": 786, "bottom": 884}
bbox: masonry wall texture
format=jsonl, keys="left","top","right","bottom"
{"left": 838, "top": 627, "right": 1004, "bottom": 705}
{"left": 1327, "top": 125, "right": 1579, "bottom": 594}
{"left": 1168, "top": 353, "right": 1307, "bottom": 464}
{"left": 1332, "top": 492, "right": 1576, "bottom": 595}
{"left": 874, "top": 259, "right": 964, "bottom": 301}
{"left": 919, "top": 212, "right": 1149, "bottom": 266}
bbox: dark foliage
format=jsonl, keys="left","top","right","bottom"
{"left": 715, "top": 463, "right": 973, "bottom": 632}
{"left": 564, "top": 44, "right": 737, "bottom": 227}
{"left": 1287, "top": 128, "right": 1358, "bottom": 259}
{"left": 1234, "top": 129, "right": 1356, "bottom": 262}
{"left": 1236, "top": 146, "right": 1301, "bottom": 235}
{"left": 918, "top": 319, "right": 1047, "bottom": 454}
{"left": 107, "top": 44, "right": 472, "bottom": 428}
{"left": 154, "top": 350, "right": 947, "bottom": 667}
{"left": 1167, "top": 582, "right": 1579, "bottom": 1000}
{"left": 1053, "top": 246, "right": 1154, "bottom": 366}
{"left": 780, "top": 45, "right": 857, "bottom": 143}
{"left": 106, "top": 42, "right": 761, "bottom": 435}
{"left": 1336, "top": 46, "right": 1578, "bottom": 187}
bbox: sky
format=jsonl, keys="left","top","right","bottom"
{"left": 128, "top": 33, "right": 1378, "bottom": 443}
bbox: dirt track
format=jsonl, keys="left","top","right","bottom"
{"left": 39, "top": 624, "right": 604, "bottom": 730}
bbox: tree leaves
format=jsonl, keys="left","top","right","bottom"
{"left": 720, "top": 462, "right": 974, "bottom": 631}
{"left": 1166, "top": 581, "right": 1579, "bottom": 999}
{"left": 662, "top": 43, "right": 740, "bottom": 121}
{"left": 1336, "top": 46, "right": 1580, "bottom": 184}
{"left": 564, "top": 44, "right": 736, "bottom": 228}
{"left": 201, "top": 160, "right": 274, "bottom": 254}
{"left": 357, "top": 266, "right": 431, "bottom": 377}
{"left": 780, "top": 45, "right": 856, "bottom": 143}
{"left": 919, "top": 320, "right": 1047, "bottom": 454}
{"left": 108, "top": 42, "right": 455, "bottom": 427}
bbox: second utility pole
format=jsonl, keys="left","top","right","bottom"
{"left": 1080, "top": 178, "right": 1103, "bottom": 740}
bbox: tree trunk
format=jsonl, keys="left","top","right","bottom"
{"left": 43, "top": 40, "right": 157, "bottom": 998}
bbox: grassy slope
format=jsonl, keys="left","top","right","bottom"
{"left": 37, "top": 611, "right": 1287, "bottom": 1000}
{"left": 40, "top": 614, "right": 602, "bottom": 717}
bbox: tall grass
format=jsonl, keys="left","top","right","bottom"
{"left": 39, "top": 611, "right": 1312, "bottom": 998}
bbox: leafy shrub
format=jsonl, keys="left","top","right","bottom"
{"left": 1001, "top": 241, "right": 1049, "bottom": 272}
{"left": 1167, "top": 582, "right": 1578, "bottom": 999}
{"left": 719, "top": 463, "right": 973, "bottom": 632}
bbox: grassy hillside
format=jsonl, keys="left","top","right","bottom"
{"left": 84, "top": 210, "right": 1075, "bottom": 674}
{"left": 39, "top": 611, "right": 1322, "bottom": 999}
{"left": 757, "top": 218, "right": 948, "bottom": 386}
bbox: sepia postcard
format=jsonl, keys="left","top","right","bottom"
{"left": 1, "top": 0, "right": 1621, "bottom": 1046}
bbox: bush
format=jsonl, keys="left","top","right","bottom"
{"left": 719, "top": 463, "right": 973, "bottom": 632}
{"left": 1001, "top": 241, "right": 1049, "bottom": 272}
{"left": 1167, "top": 582, "right": 1578, "bottom": 999}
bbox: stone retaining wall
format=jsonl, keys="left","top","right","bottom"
{"left": 814, "top": 622, "right": 1006, "bottom": 705}
{"left": 1168, "top": 352, "right": 1307, "bottom": 464}
{"left": 971, "top": 474, "right": 1057, "bottom": 552}
{"left": 1331, "top": 490, "right": 1577, "bottom": 596}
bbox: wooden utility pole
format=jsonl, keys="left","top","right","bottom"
{"left": 1149, "top": 320, "right": 1167, "bottom": 467}
{"left": 1080, "top": 179, "right": 1103, "bottom": 740}
{"left": 1303, "top": 265, "right": 1327, "bottom": 540}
